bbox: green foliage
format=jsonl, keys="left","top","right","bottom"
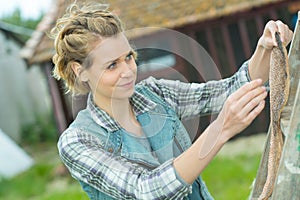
{"left": 202, "top": 154, "right": 261, "bottom": 200}
{"left": 1, "top": 8, "right": 42, "bottom": 30}
{"left": 39, "top": 190, "right": 89, "bottom": 200}
{"left": 0, "top": 164, "right": 53, "bottom": 199}
{"left": 21, "top": 112, "right": 58, "bottom": 144}
{"left": 0, "top": 139, "right": 260, "bottom": 200}
{"left": 0, "top": 7, "right": 43, "bottom": 42}
{"left": 0, "top": 143, "right": 88, "bottom": 200}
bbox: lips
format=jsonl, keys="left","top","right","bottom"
{"left": 119, "top": 80, "right": 134, "bottom": 88}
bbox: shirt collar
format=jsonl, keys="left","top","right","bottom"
{"left": 130, "top": 90, "right": 156, "bottom": 115}
{"left": 87, "top": 88, "right": 157, "bottom": 132}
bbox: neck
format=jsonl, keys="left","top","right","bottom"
{"left": 111, "top": 99, "right": 132, "bottom": 122}
{"left": 95, "top": 95, "right": 142, "bottom": 135}
{"left": 94, "top": 95, "right": 130, "bottom": 119}
{"left": 93, "top": 94, "right": 142, "bottom": 135}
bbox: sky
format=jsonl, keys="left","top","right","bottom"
{"left": 0, "top": 0, "right": 53, "bottom": 19}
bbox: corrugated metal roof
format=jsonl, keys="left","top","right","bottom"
{"left": 21, "top": 0, "right": 287, "bottom": 65}
{"left": 0, "top": 21, "right": 33, "bottom": 45}
{"left": 0, "top": 21, "right": 33, "bottom": 37}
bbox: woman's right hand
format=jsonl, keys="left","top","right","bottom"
{"left": 215, "top": 79, "right": 268, "bottom": 142}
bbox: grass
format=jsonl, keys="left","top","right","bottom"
{"left": 0, "top": 142, "right": 89, "bottom": 200}
{"left": 202, "top": 154, "right": 261, "bottom": 199}
{"left": 0, "top": 140, "right": 262, "bottom": 200}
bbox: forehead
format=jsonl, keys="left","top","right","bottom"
{"left": 91, "top": 33, "right": 131, "bottom": 64}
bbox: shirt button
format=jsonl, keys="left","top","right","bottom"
{"left": 108, "top": 148, "right": 114, "bottom": 153}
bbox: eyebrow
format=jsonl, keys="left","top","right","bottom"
{"left": 104, "top": 50, "right": 133, "bottom": 65}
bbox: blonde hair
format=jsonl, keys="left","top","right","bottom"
{"left": 51, "top": 2, "right": 124, "bottom": 94}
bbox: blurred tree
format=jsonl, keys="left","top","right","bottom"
{"left": 1, "top": 8, "right": 42, "bottom": 29}
{"left": 0, "top": 8, "right": 43, "bottom": 42}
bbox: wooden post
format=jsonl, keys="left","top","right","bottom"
{"left": 250, "top": 11, "right": 300, "bottom": 199}
{"left": 271, "top": 10, "right": 300, "bottom": 199}
{"left": 272, "top": 81, "right": 300, "bottom": 199}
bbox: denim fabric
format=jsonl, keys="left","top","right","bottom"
{"left": 75, "top": 86, "right": 214, "bottom": 200}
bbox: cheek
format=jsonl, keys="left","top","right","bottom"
{"left": 131, "top": 60, "right": 137, "bottom": 70}
{"left": 96, "top": 71, "right": 120, "bottom": 89}
{"left": 127, "top": 62, "right": 137, "bottom": 76}
{"left": 132, "top": 64, "right": 137, "bottom": 73}
{"left": 86, "top": 69, "right": 115, "bottom": 93}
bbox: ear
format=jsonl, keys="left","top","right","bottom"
{"left": 79, "top": 71, "right": 89, "bottom": 82}
{"left": 71, "top": 62, "right": 81, "bottom": 77}
{"left": 71, "top": 62, "right": 89, "bottom": 82}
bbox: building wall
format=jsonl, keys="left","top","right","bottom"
{"left": 0, "top": 31, "right": 51, "bottom": 142}
{"left": 131, "top": 3, "right": 297, "bottom": 138}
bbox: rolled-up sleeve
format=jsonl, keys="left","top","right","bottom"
{"left": 58, "top": 129, "right": 192, "bottom": 199}
{"left": 139, "top": 61, "right": 251, "bottom": 119}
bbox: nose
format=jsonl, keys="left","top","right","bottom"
{"left": 119, "top": 61, "right": 134, "bottom": 78}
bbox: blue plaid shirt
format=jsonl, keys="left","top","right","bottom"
{"left": 58, "top": 62, "right": 251, "bottom": 199}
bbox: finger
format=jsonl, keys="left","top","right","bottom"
{"left": 283, "top": 29, "right": 293, "bottom": 46}
{"left": 239, "top": 89, "right": 267, "bottom": 115}
{"left": 275, "top": 20, "right": 286, "bottom": 41}
{"left": 275, "top": 20, "right": 291, "bottom": 43}
{"left": 229, "top": 79, "right": 263, "bottom": 102}
{"left": 265, "top": 20, "right": 279, "bottom": 46}
{"left": 243, "top": 100, "right": 265, "bottom": 123}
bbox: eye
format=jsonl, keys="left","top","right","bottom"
{"left": 125, "top": 52, "right": 134, "bottom": 61}
{"left": 107, "top": 62, "right": 117, "bottom": 70}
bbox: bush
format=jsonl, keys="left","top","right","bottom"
{"left": 21, "top": 112, "right": 58, "bottom": 144}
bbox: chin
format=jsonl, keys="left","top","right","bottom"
{"left": 125, "top": 87, "right": 135, "bottom": 98}
{"left": 113, "top": 87, "right": 135, "bottom": 99}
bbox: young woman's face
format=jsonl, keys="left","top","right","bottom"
{"left": 85, "top": 33, "right": 137, "bottom": 104}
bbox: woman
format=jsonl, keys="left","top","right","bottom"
{"left": 51, "top": 2, "right": 293, "bottom": 200}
